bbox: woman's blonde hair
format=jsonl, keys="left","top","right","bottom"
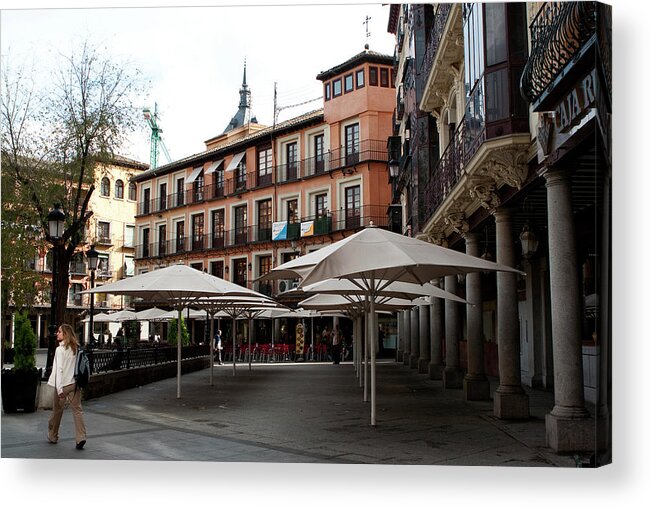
{"left": 58, "top": 323, "right": 79, "bottom": 354}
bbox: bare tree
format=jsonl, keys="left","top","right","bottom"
{"left": 1, "top": 42, "right": 146, "bottom": 373}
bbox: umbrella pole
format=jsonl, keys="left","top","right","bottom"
{"left": 370, "top": 295, "right": 377, "bottom": 427}
{"left": 248, "top": 317, "right": 252, "bottom": 371}
{"left": 232, "top": 316, "right": 237, "bottom": 377}
{"left": 209, "top": 311, "right": 214, "bottom": 386}
{"left": 177, "top": 307, "right": 182, "bottom": 399}
{"left": 364, "top": 296, "right": 369, "bottom": 402}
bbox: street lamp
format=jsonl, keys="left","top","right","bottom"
{"left": 86, "top": 244, "right": 99, "bottom": 348}
{"left": 45, "top": 203, "right": 66, "bottom": 378}
{"left": 388, "top": 159, "right": 400, "bottom": 180}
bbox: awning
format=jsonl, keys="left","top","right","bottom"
{"left": 186, "top": 166, "right": 204, "bottom": 184}
{"left": 205, "top": 159, "right": 224, "bottom": 175}
{"left": 225, "top": 152, "right": 246, "bottom": 172}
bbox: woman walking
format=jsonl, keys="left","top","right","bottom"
{"left": 47, "top": 323, "right": 87, "bottom": 449}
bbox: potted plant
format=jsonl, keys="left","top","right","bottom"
{"left": 1, "top": 311, "right": 41, "bottom": 413}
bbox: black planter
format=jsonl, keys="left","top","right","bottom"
{"left": 1, "top": 368, "right": 42, "bottom": 413}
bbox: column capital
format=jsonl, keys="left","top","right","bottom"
{"left": 538, "top": 165, "right": 571, "bottom": 187}
{"left": 463, "top": 232, "right": 480, "bottom": 245}
{"left": 493, "top": 207, "right": 514, "bottom": 223}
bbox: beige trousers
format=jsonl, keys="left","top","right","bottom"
{"left": 48, "top": 383, "right": 86, "bottom": 445}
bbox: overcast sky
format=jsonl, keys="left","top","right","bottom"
{"left": 1, "top": 1, "right": 396, "bottom": 165}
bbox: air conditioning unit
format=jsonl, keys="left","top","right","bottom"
{"left": 278, "top": 279, "right": 299, "bottom": 294}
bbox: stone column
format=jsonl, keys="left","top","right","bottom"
{"left": 402, "top": 310, "right": 411, "bottom": 366}
{"left": 463, "top": 233, "right": 490, "bottom": 400}
{"left": 443, "top": 274, "right": 462, "bottom": 388}
{"left": 409, "top": 308, "right": 419, "bottom": 368}
{"left": 493, "top": 207, "right": 529, "bottom": 419}
{"left": 429, "top": 281, "right": 444, "bottom": 380}
{"left": 418, "top": 302, "right": 430, "bottom": 373}
{"left": 396, "top": 311, "right": 403, "bottom": 362}
{"left": 541, "top": 168, "right": 592, "bottom": 452}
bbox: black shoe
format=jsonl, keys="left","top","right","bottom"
{"left": 76, "top": 440, "right": 86, "bottom": 450}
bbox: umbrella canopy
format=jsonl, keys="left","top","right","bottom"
{"left": 300, "top": 293, "right": 428, "bottom": 312}
{"left": 134, "top": 307, "right": 170, "bottom": 321}
{"left": 299, "top": 278, "right": 468, "bottom": 304}
{"left": 83, "top": 264, "right": 268, "bottom": 398}
{"left": 81, "top": 312, "right": 112, "bottom": 323}
{"left": 81, "top": 309, "right": 136, "bottom": 323}
{"left": 269, "top": 226, "right": 519, "bottom": 427}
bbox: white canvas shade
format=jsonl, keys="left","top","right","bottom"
{"left": 83, "top": 264, "right": 266, "bottom": 398}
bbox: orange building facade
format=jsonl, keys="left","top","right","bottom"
{"left": 132, "top": 50, "right": 397, "bottom": 301}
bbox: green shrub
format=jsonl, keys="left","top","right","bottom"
{"left": 167, "top": 317, "right": 189, "bottom": 346}
{"left": 13, "top": 311, "right": 37, "bottom": 371}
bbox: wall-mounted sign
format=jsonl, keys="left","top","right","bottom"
{"left": 272, "top": 221, "right": 287, "bottom": 241}
{"left": 300, "top": 221, "right": 314, "bottom": 237}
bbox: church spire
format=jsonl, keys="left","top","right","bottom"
{"left": 223, "top": 58, "right": 256, "bottom": 134}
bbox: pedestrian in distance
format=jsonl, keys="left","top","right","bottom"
{"left": 215, "top": 329, "right": 224, "bottom": 365}
{"left": 47, "top": 323, "right": 87, "bottom": 450}
{"left": 332, "top": 325, "right": 342, "bottom": 365}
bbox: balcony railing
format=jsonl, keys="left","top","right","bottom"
{"left": 420, "top": 3, "right": 452, "bottom": 79}
{"left": 134, "top": 204, "right": 392, "bottom": 260}
{"left": 520, "top": 2, "right": 601, "bottom": 105}
{"left": 135, "top": 140, "right": 388, "bottom": 217}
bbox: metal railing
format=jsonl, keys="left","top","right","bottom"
{"left": 87, "top": 345, "right": 209, "bottom": 374}
{"left": 134, "top": 204, "right": 392, "bottom": 260}
{"left": 135, "top": 140, "right": 388, "bottom": 216}
{"left": 420, "top": 3, "right": 452, "bottom": 79}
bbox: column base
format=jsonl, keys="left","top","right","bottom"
{"left": 409, "top": 354, "right": 418, "bottom": 369}
{"left": 418, "top": 358, "right": 430, "bottom": 374}
{"left": 428, "top": 363, "right": 443, "bottom": 380}
{"left": 546, "top": 411, "right": 603, "bottom": 453}
{"left": 493, "top": 387, "right": 529, "bottom": 419}
{"left": 443, "top": 367, "right": 463, "bottom": 389}
{"left": 463, "top": 375, "right": 491, "bottom": 401}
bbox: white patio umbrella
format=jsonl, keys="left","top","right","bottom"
{"left": 134, "top": 307, "right": 169, "bottom": 321}
{"left": 270, "top": 226, "right": 521, "bottom": 426}
{"left": 84, "top": 264, "right": 265, "bottom": 398}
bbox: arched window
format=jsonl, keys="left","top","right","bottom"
{"left": 115, "top": 179, "right": 124, "bottom": 199}
{"left": 100, "top": 177, "right": 110, "bottom": 196}
{"left": 128, "top": 182, "right": 136, "bottom": 201}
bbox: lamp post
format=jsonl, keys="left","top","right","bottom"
{"left": 45, "top": 203, "right": 66, "bottom": 378}
{"left": 86, "top": 244, "right": 99, "bottom": 349}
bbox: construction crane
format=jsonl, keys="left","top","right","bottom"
{"left": 143, "top": 103, "right": 172, "bottom": 169}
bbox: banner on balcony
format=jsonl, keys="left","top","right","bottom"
{"left": 300, "top": 221, "right": 314, "bottom": 237}
{"left": 272, "top": 221, "right": 287, "bottom": 240}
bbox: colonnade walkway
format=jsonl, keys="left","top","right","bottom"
{"left": 1, "top": 359, "right": 577, "bottom": 466}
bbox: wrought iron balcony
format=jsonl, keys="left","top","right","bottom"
{"left": 520, "top": 2, "right": 606, "bottom": 105}
{"left": 420, "top": 3, "right": 452, "bottom": 79}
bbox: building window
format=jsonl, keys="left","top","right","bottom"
{"left": 380, "top": 67, "right": 389, "bottom": 87}
{"left": 190, "top": 262, "right": 203, "bottom": 271}
{"left": 142, "top": 187, "right": 150, "bottom": 214}
{"left": 210, "top": 260, "right": 224, "bottom": 278}
{"left": 176, "top": 178, "right": 185, "bottom": 206}
{"left": 257, "top": 255, "right": 273, "bottom": 296}
{"left": 286, "top": 142, "right": 298, "bottom": 180}
{"left": 234, "top": 205, "right": 247, "bottom": 244}
{"left": 193, "top": 171, "right": 204, "bottom": 202}
{"left": 213, "top": 168, "right": 224, "bottom": 198}
{"left": 97, "top": 221, "right": 110, "bottom": 244}
{"left": 192, "top": 213, "right": 204, "bottom": 251}
{"left": 345, "top": 123, "right": 360, "bottom": 165}
{"left": 485, "top": 2, "right": 507, "bottom": 66}
{"left": 257, "top": 147, "right": 272, "bottom": 187}
{"left": 236, "top": 159, "right": 247, "bottom": 191}
{"left": 212, "top": 209, "right": 225, "bottom": 248}
{"left": 100, "top": 177, "right": 110, "bottom": 196}
{"left": 345, "top": 185, "right": 361, "bottom": 229}
{"left": 176, "top": 220, "right": 185, "bottom": 252}
{"left": 233, "top": 258, "right": 247, "bottom": 287}
{"left": 369, "top": 66, "right": 378, "bottom": 86}
{"left": 287, "top": 199, "right": 299, "bottom": 224}
{"left": 324, "top": 82, "right": 331, "bottom": 101}
{"left": 314, "top": 134, "right": 325, "bottom": 174}
{"left": 159, "top": 183, "right": 167, "bottom": 211}
{"left": 128, "top": 182, "right": 137, "bottom": 201}
{"left": 124, "top": 256, "right": 135, "bottom": 277}
{"left": 142, "top": 228, "right": 150, "bottom": 258}
{"left": 356, "top": 69, "right": 365, "bottom": 88}
{"left": 158, "top": 224, "right": 167, "bottom": 256}
{"left": 315, "top": 193, "right": 328, "bottom": 217}
{"left": 332, "top": 78, "right": 342, "bottom": 97}
{"left": 115, "top": 179, "right": 124, "bottom": 199}
{"left": 125, "top": 225, "right": 135, "bottom": 248}
{"left": 257, "top": 199, "right": 272, "bottom": 241}
{"left": 344, "top": 73, "right": 354, "bottom": 93}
